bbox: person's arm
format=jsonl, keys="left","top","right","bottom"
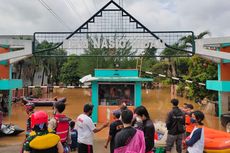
{"left": 48, "top": 117, "right": 57, "bottom": 130}
{"left": 23, "top": 136, "right": 33, "bottom": 153}
{"left": 67, "top": 127, "right": 72, "bottom": 144}
{"left": 166, "top": 112, "right": 172, "bottom": 130}
{"left": 93, "top": 122, "right": 109, "bottom": 133}
{"left": 57, "top": 141, "right": 64, "bottom": 153}
{"left": 186, "top": 128, "right": 202, "bottom": 146}
{"left": 104, "top": 135, "right": 112, "bottom": 148}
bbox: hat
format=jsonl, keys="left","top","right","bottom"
{"left": 113, "top": 109, "right": 121, "bottom": 118}
{"left": 84, "top": 103, "right": 94, "bottom": 113}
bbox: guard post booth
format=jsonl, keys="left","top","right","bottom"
{"left": 90, "top": 69, "right": 153, "bottom": 123}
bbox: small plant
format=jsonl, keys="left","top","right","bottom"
{"left": 34, "top": 88, "right": 42, "bottom": 98}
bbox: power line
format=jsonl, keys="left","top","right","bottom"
{"left": 64, "top": 0, "right": 84, "bottom": 22}
{"left": 38, "top": 0, "right": 73, "bottom": 31}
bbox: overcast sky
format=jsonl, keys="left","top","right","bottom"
{"left": 0, "top": 0, "right": 229, "bottom": 37}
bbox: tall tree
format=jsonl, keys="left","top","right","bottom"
{"left": 36, "top": 41, "right": 67, "bottom": 85}
{"left": 60, "top": 55, "right": 80, "bottom": 85}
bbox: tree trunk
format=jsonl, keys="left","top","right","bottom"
{"left": 171, "top": 60, "right": 176, "bottom": 77}
{"left": 41, "top": 67, "right": 45, "bottom": 86}
{"left": 18, "top": 63, "right": 22, "bottom": 79}
{"left": 31, "top": 69, "right": 36, "bottom": 86}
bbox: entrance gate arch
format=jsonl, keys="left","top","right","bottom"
{"left": 33, "top": 0, "right": 195, "bottom": 58}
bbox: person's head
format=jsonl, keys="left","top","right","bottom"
{"left": 181, "top": 103, "right": 188, "bottom": 112}
{"left": 112, "top": 109, "right": 121, "bottom": 119}
{"left": 171, "top": 98, "right": 179, "bottom": 107}
{"left": 183, "top": 103, "right": 188, "bottom": 109}
{"left": 121, "top": 109, "right": 133, "bottom": 125}
{"left": 120, "top": 103, "right": 127, "bottom": 112}
{"left": 191, "top": 110, "right": 205, "bottom": 125}
{"left": 187, "top": 104, "right": 194, "bottom": 111}
{"left": 84, "top": 103, "right": 94, "bottom": 116}
{"left": 70, "top": 121, "right": 75, "bottom": 130}
{"left": 25, "top": 103, "right": 35, "bottom": 115}
{"left": 53, "top": 102, "right": 65, "bottom": 114}
{"left": 31, "top": 111, "right": 48, "bottom": 132}
{"left": 134, "top": 105, "right": 150, "bottom": 121}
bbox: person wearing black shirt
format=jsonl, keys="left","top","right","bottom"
{"left": 133, "top": 106, "right": 155, "bottom": 153}
{"left": 114, "top": 109, "right": 145, "bottom": 153}
{"left": 166, "top": 99, "right": 185, "bottom": 153}
{"left": 105, "top": 109, "right": 123, "bottom": 153}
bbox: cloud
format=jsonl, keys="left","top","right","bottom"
{"left": 0, "top": 0, "right": 229, "bottom": 37}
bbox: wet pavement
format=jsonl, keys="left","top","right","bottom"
{"left": 0, "top": 87, "right": 224, "bottom": 152}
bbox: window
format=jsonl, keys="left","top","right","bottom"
{"left": 98, "top": 83, "right": 135, "bottom": 106}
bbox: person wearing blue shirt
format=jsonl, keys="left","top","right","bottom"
{"left": 69, "top": 121, "right": 78, "bottom": 151}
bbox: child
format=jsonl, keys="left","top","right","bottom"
{"left": 25, "top": 103, "right": 35, "bottom": 137}
{"left": 70, "top": 121, "right": 78, "bottom": 151}
{"left": 185, "top": 104, "right": 195, "bottom": 136}
{"left": 104, "top": 109, "right": 123, "bottom": 153}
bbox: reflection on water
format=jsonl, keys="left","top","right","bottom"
{"left": 0, "top": 87, "right": 224, "bottom": 146}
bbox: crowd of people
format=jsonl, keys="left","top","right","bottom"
{"left": 21, "top": 98, "right": 205, "bottom": 153}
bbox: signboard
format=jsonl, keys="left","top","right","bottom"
{"left": 63, "top": 37, "right": 166, "bottom": 49}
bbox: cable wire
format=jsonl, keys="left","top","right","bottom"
{"left": 64, "top": 0, "right": 84, "bottom": 22}
{"left": 38, "top": 0, "right": 73, "bottom": 31}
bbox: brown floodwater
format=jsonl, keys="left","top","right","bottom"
{"left": 0, "top": 87, "right": 224, "bottom": 151}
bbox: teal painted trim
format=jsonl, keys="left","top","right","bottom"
{"left": 221, "top": 43, "right": 230, "bottom": 48}
{"left": 8, "top": 49, "right": 13, "bottom": 116}
{"left": 135, "top": 82, "right": 142, "bottom": 106}
{"left": 217, "top": 47, "right": 222, "bottom": 116}
{"left": 0, "top": 60, "right": 8, "bottom": 65}
{"left": 91, "top": 82, "right": 98, "bottom": 123}
{"left": 95, "top": 77, "right": 153, "bottom": 82}
{"left": 0, "top": 79, "right": 23, "bottom": 90}
{"left": 0, "top": 44, "right": 9, "bottom": 48}
{"left": 218, "top": 92, "right": 222, "bottom": 117}
{"left": 10, "top": 64, "right": 12, "bottom": 79}
{"left": 206, "top": 80, "right": 230, "bottom": 92}
{"left": 95, "top": 69, "right": 138, "bottom": 77}
{"left": 217, "top": 47, "right": 221, "bottom": 81}
{"left": 223, "top": 59, "right": 230, "bottom": 63}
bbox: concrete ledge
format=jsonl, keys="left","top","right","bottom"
{"left": 206, "top": 80, "right": 230, "bottom": 92}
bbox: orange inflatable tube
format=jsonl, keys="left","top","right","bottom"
{"left": 204, "top": 127, "right": 230, "bottom": 153}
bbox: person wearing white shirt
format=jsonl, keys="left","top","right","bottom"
{"left": 185, "top": 110, "right": 205, "bottom": 153}
{"left": 75, "top": 104, "right": 109, "bottom": 153}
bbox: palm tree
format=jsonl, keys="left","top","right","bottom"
{"left": 180, "top": 31, "right": 210, "bottom": 48}
{"left": 160, "top": 31, "right": 211, "bottom": 77}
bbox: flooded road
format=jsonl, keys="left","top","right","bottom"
{"left": 0, "top": 87, "right": 224, "bottom": 152}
